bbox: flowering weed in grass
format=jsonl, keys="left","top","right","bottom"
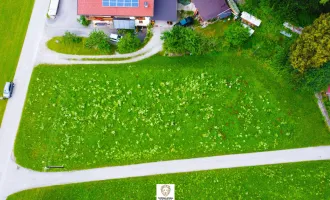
{"left": 14, "top": 54, "right": 330, "bottom": 171}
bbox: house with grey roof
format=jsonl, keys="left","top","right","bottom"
{"left": 193, "top": 0, "right": 232, "bottom": 21}
{"left": 152, "top": 0, "right": 178, "bottom": 22}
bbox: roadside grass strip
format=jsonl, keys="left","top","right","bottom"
{"left": 0, "top": 0, "right": 35, "bottom": 123}
{"left": 8, "top": 161, "right": 330, "bottom": 199}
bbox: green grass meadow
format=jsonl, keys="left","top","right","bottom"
{"left": 195, "top": 20, "right": 232, "bottom": 38}
{"left": 14, "top": 54, "right": 330, "bottom": 171}
{"left": 0, "top": 0, "right": 35, "bottom": 123}
{"left": 8, "top": 161, "right": 330, "bottom": 200}
{"left": 47, "top": 37, "right": 115, "bottom": 55}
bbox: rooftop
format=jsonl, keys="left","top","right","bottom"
{"left": 241, "top": 11, "right": 261, "bottom": 27}
{"left": 77, "top": 0, "right": 154, "bottom": 17}
{"left": 152, "top": 0, "right": 177, "bottom": 21}
{"left": 193, "top": 0, "right": 231, "bottom": 21}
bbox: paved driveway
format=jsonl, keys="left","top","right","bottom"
{"left": 45, "top": 0, "right": 116, "bottom": 37}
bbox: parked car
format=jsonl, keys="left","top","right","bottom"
{"left": 109, "top": 33, "right": 122, "bottom": 42}
{"left": 175, "top": 17, "right": 194, "bottom": 27}
{"left": 3, "top": 82, "right": 14, "bottom": 99}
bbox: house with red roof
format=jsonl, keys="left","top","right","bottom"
{"left": 78, "top": 0, "right": 177, "bottom": 29}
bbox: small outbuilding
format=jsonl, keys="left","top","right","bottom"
{"left": 241, "top": 11, "right": 261, "bottom": 27}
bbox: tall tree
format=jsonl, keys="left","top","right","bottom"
{"left": 289, "top": 13, "right": 330, "bottom": 72}
{"left": 224, "top": 22, "right": 250, "bottom": 47}
{"left": 320, "top": 0, "right": 329, "bottom": 5}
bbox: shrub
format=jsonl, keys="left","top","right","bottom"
{"left": 63, "top": 31, "right": 82, "bottom": 44}
{"left": 161, "top": 26, "right": 219, "bottom": 55}
{"left": 85, "top": 30, "right": 112, "bottom": 53}
{"left": 294, "top": 62, "right": 330, "bottom": 93}
{"left": 117, "top": 33, "right": 141, "bottom": 54}
{"left": 78, "top": 15, "right": 91, "bottom": 27}
{"left": 224, "top": 22, "right": 250, "bottom": 47}
{"left": 142, "top": 27, "right": 153, "bottom": 46}
{"left": 117, "top": 29, "right": 135, "bottom": 35}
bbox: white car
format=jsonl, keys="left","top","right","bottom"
{"left": 109, "top": 33, "right": 122, "bottom": 42}
{"left": 3, "top": 82, "right": 14, "bottom": 99}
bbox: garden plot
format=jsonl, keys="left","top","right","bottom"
{"left": 14, "top": 54, "right": 330, "bottom": 171}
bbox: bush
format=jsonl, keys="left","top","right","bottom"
{"left": 63, "top": 31, "right": 82, "bottom": 44}
{"left": 117, "top": 33, "right": 141, "bottom": 54}
{"left": 224, "top": 22, "right": 250, "bottom": 47}
{"left": 85, "top": 30, "right": 112, "bottom": 53}
{"left": 78, "top": 15, "right": 91, "bottom": 27}
{"left": 142, "top": 27, "right": 153, "bottom": 46}
{"left": 294, "top": 62, "right": 330, "bottom": 93}
{"left": 117, "top": 29, "right": 135, "bottom": 35}
{"left": 161, "top": 26, "right": 219, "bottom": 55}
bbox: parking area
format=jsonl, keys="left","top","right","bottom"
{"left": 45, "top": 0, "right": 148, "bottom": 42}
{"left": 45, "top": 0, "right": 116, "bottom": 37}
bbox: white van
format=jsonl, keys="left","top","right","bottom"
{"left": 48, "top": 0, "right": 60, "bottom": 19}
{"left": 3, "top": 82, "right": 14, "bottom": 99}
{"left": 109, "top": 33, "right": 122, "bottom": 42}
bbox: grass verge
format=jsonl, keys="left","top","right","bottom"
{"left": 8, "top": 161, "right": 330, "bottom": 199}
{"left": 195, "top": 19, "right": 233, "bottom": 38}
{"left": 0, "top": 0, "right": 35, "bottom": 123}
{"left": 46, "top": 37, "right": 115, "bottom": 55}
{"left": 14, "top": 54, "right": 330, "bottom": 171}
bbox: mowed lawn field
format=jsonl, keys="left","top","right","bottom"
{"left": 8, "top": 161, "right": 330, "bottom": 199}
{"left": 0, "top": 0, "right": 35, "bottom": 123}
{"left": 14, "top": 54, "right": 330, "bottom": 171}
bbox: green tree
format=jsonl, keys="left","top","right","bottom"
{"left": 77, "top": 15, "right": 91, "bottom": 27}
{"left": 320, "top": 0, "right": 329, "bottom": 5}
{"left": 85, "top": 30, "right": 112, "bottom": 53}
{"left": 117, "top": 33, "right": 141, "bottom": 54}
{"left": 63, "top": 31, "right": 82, "bottom": 44}
{"left": 294, "top": 62, "right": 330, "bottom": 92}
{"left": 224, "top": 23, "right": 250, "bottom": 47}
{"left": 289, "top": 13, "right": 330, "bottom": 73}
{"left": 161, "top": 26, "right": 218, "bottom": 55}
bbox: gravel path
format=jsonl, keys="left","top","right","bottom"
{"left": 315, "top": 93, "right": 330, "bottom": 129}
{"left": 1, "top": 146, "right": 330, "bottom": 199}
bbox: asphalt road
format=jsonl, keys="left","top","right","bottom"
{"left": 0, "top": 0, "right": 50, "bottom": 198}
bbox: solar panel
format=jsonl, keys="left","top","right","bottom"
{"left": 102, "top": 0, "right": 139, "bottom": 7}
